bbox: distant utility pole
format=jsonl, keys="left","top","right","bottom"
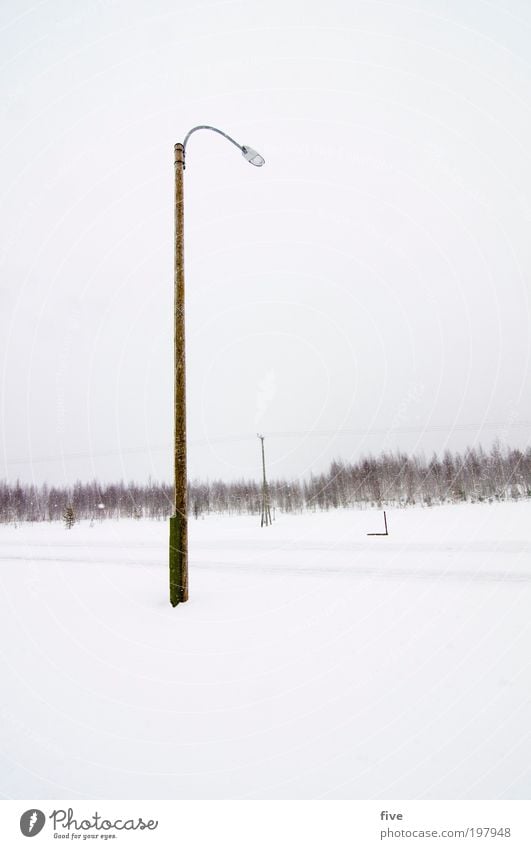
{"left": 257, "top": 434, "right": 273, "bottom": 527}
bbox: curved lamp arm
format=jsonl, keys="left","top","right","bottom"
{"left": 181, "top": 125, "right": 265, "bottom": 168}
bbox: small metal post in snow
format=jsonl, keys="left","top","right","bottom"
{"left": 367, "top": 510, "right": 389, "bottom": 536}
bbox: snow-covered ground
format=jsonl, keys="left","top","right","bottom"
{"left": 0, "top": 502, "right": 530, "bottom": 800}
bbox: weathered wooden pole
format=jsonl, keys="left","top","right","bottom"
{"left": 169, "top": 142, "right": 189, "bottom": 606}
{"left": 168, "top": 127, "right": 264, "bottom": 605}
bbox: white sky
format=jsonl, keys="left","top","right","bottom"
{"left": 1, "top": 0, "right": 531, "bottom": 485}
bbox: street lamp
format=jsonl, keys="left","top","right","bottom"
{"left": 169, "top": 125, "right": 265, "bottom": 607}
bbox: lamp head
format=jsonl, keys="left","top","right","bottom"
{"left": 242, "top": 145, "right": 265, "bottom": 167}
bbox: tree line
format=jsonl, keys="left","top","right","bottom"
{"left": 1, "top": 442, "right": 530, "bottom": 524}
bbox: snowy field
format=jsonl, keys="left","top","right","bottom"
{"left": 0, "top": 502, "right": 530, "bottom": 800}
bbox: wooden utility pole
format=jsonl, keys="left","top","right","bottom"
{"left": 257, "top": 434, "right": 272, "bottom": 527}
{"left": 167, "top": 125, "right": 264, "bottom": 606}
{"left": 169, "top": 142, "right": 189, "bottom": 606}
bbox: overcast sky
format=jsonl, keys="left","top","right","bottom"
{"left": 1, "top": 0, "right": 531, "bottom": 486}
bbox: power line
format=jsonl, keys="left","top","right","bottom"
{"left": 3, "top": 420, "right": 530, "bottom": 466}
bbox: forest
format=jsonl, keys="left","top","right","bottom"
{"left": 1, "top": 441, "right": 529, "bottom": 524}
